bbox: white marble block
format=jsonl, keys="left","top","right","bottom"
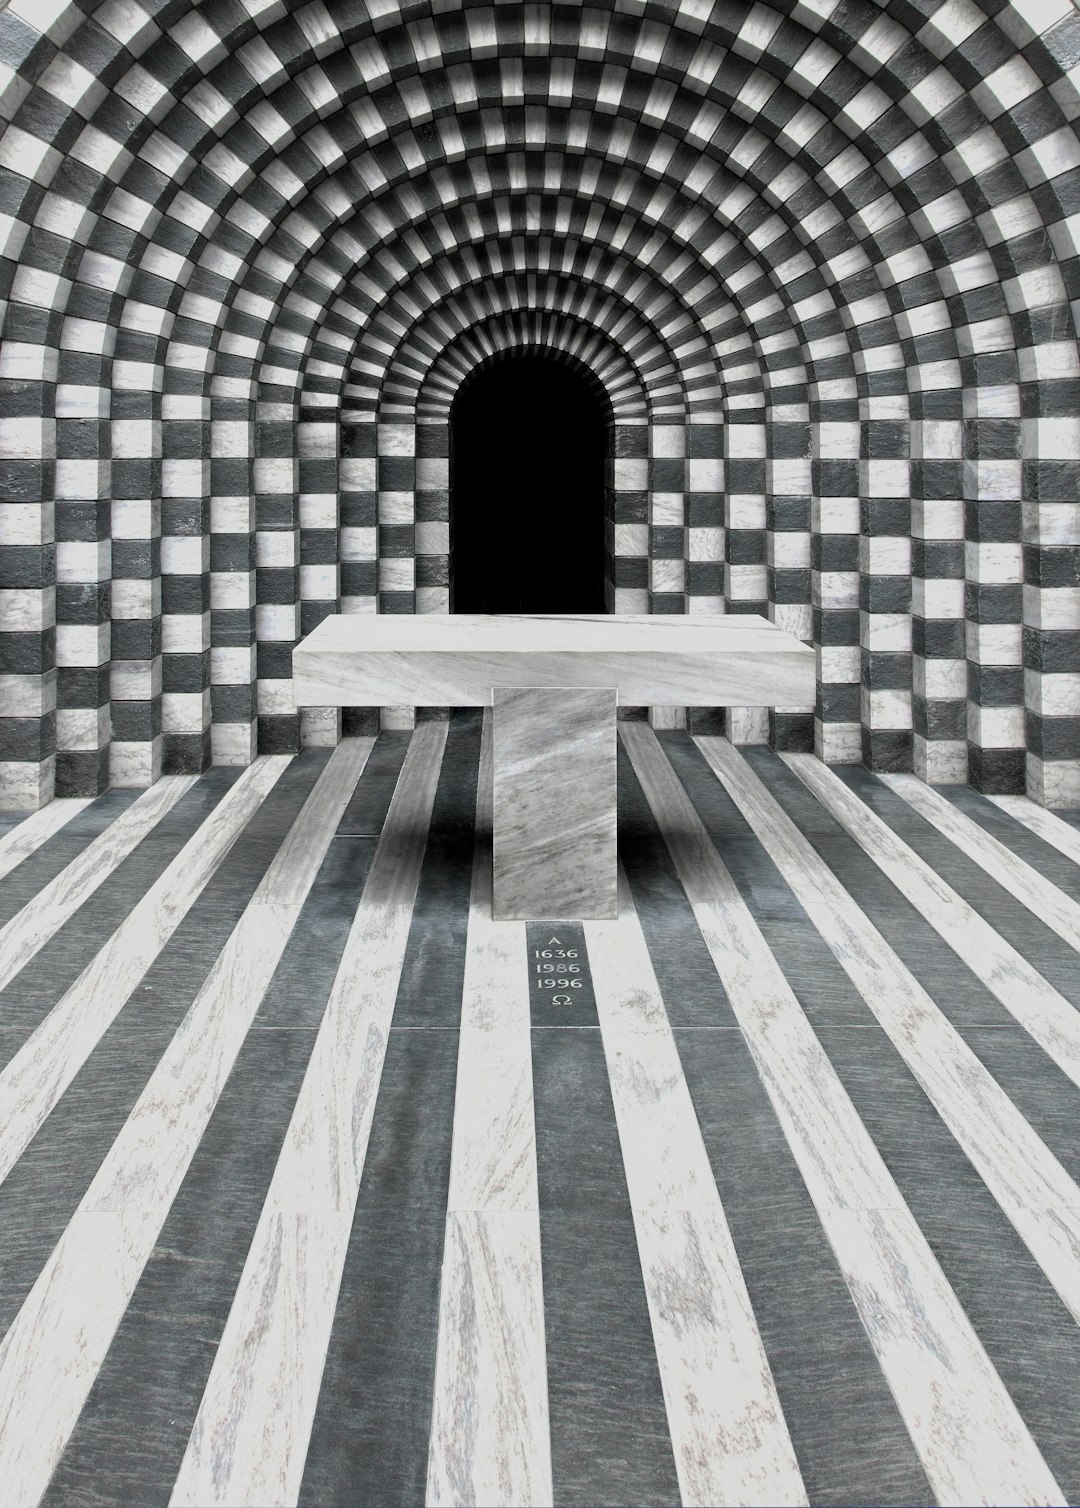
{"left": 492, "top": 687, "right": 617, "bottom": 920}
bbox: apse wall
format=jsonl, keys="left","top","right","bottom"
{"left": 0, "top": 0, "right": 1077, "bottom": 810}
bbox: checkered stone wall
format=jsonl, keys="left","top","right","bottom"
{"left": 0, "top": 0, "right": 1077, "bottom": 808}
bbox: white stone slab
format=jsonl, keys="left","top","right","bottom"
{"left": 492, "top": 686, "right": 617, "bottom": 920}
{"left": 293, "top": 612, "right": 815, "bottom": 708}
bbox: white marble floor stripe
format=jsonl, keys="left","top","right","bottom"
{"left": 878, "top": 772, "right": 1080, "bottom": 952}
{"left": 988, "top": 793, "right": 1080, "bottom": 867}
{"left": 426, "top": 710, "right": 552, "bottom": 1508}
{"left": 0, "top": 757, "right": 289, "bottom": 1195}
{"left": 784, "top": 755, "right": 1080, "bottom": 1094}
{"left": 622, "top": 724, "right": 1065, "bottom": 1508}
{"left": 169, "top": 724, "right": 447, "bottom": 1508}
{"left": 0, "top": 740, "right": 372, "bottom": 1508}
{"left": 0, "top": 776, "right": 197, "bottom": 995}
{"left": 585, "top": 867, "right": 806, "bottom": 1508}
{"left": 697, "top": 736, "right": 1080, "bottom": 1331}
{"left": 0, "top": 797, "right": 92, "bottom": 885}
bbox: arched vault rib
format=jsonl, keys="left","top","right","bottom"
{"left": 346, "top": 241, "right": 731, "bottom": 414}
{"left": 413, "top": 310, "right": 651, "bottom": 423}
{"left": 245, "top": 175, "right": 786, "bottom": 410}
{"left": 10, "top": 0, "right": 1041, "bottom": 288}
{"left": 347, "top": 269, "right": 701, "bottom": 419}
{"left": 8, "top": 0, "right": 1055, "bottom": 364}
{"left": 162, "top": 103, "right": 894, "bottom": 409}
{"left": 0, "top": 0, "right": 1076, "bottom": 810}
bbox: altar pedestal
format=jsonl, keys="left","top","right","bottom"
{"left": 491, "top": 687, "right": 617, "bottom": 920}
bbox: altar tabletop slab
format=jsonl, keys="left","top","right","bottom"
{"left": 293, "top": 613, "right": 816, "bottom": 707}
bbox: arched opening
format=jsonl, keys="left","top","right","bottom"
{"left": 450, "top": 352, "right": 609, "bottom": 613}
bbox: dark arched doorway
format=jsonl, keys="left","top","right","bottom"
{"left": 450, "top": 353, "right": 608, "bottom": 613}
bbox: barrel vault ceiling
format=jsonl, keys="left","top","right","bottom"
{"left": 0, "top": 0, "right": 1077, "bottom": 807}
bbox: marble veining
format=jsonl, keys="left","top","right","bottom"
{"left": 171, "top": 726, "right": 447, "bottom": 1508}
{"left": 0, "top": 743, "right": 370, "bottom": 1508}
{"left": 988, "top": 794, "right": 1080, "bottom": 867}
{"left": 0, "top": 757, "right": 290, "bottom": 1195}
{"left": 586, "top": 878, "right": 806, "bottom": 1507}
{"left": 697, "top": 736, "right": 1080, "bottom": 1332}
{"left": 0, "top": 776, "right": 196, "bottom": 995}
{"left": 784, "top": 754, "right": 1080, "bottom": 1096}
{"left": 428, "top": 710, "right": 551, "bottom": 1507}
{"left": 0, "top": 728, "right": 1076, "bottom": 1506}
{"left": 0, "top": 798, "right": 92, "bottom": 886}
{"left": 622, "top": 723, "right": 1066, "bottom": 1507}
{"left": 428, "top": 1211, "right": 553, "bottom": 1508}
{"left": 880, "top": 772, "right": 1080, "bottom": 953}
{"left": 293, "top": 612, "right": 816, "bottom": 709}
{"left": 492, "top": 687, "right": 617, "bottom": 921}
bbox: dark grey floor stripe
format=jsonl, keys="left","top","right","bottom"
{"left": 533, "top": 904, "right": 680, "bottom": 1508}
{"left": 620, "top": 739, "right": 931, "bottom": 1507}
{"left": 832, "top": 765, "right": 1080, "bottom": 1005}
{"left": 527, "top": 921, "right": 596, "bottom": 1027}
{"left": 0, "top": 813, "right": 23, "bottom": 836}
{"left": 0, "top": 770, "right": 241, "bottom": 1055}
{"left": 300, "top": 711, "right": 481, "bottom": 1508}
{"left": 670, "top": 738, "right": 1080, "bottom": 1502}
{"left": 0, "top": 752, "right": 329, "bottom": 1348}
{"left": 39, "top": 736, "right": 412, "bottom": 1507}
{"left": 389, "top": 711, "right": 482, "bottom": 1032}
{"left": 940, "top": 786, "right": 1080, "bottom": 899}
{"left": 338, "top": 731, "right": 413, "bottom": 832}
{"left": 616, "top": 742, "right": 738, "bottom": 1028}
{"left": 0, "top": 787, "right": 139, "bottom": 926}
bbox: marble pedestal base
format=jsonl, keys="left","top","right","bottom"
{"left": 491, "top": 687, "right": 617, "bottom": 920}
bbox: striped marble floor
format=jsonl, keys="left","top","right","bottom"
{"left": 1, "top": 710, "right": 1079, "bottom": 1508}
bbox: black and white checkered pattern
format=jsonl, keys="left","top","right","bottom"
{"left": 0, "top": 0, "right": 1077, "bottom": 806}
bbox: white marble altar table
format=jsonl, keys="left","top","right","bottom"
{"left": 294, "top": 614, "right": 816, "bottom": 919}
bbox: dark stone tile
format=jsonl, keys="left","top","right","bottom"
{"left": 0, "top": 758, "right": 333, "bottom": 1336}
{"left": 741, "top": 748, "right": 858, "bottom": 833}
{"left": 338, "top": 730, "right": 412, "bottom": 833}
{"left": 301, "top": 1027, "right": 461, "bottom": 1507}
{"left": 528, "top": 922, "right": 597, "bottom": 1028}
{"left": 748, "top": 918, "right": 874, "bottom": 1025}
{"left": 706, "top": 834, "right": 808, "bottom": 918}
{"left": 0, "top": 1018, "right": 193, "bottom": 1341}
{"left": 0, "top": 773, "right": 241, "bottom": 1045}
{"left": 532, "top": 1026, "right": 629, "bottom": 1215}
{"left": 301, "top": 1207, "right": 450, "bottom": 1508}
{"left": 252, "top": 835, "right": 375, "bottom": 1028}
{"left": 343, "top": 1028, "right": 459, "bottom": 1218}
{"left": 541, "top": 1211, "right": 680, "bottom": 1508}
{"left": 532, "top": 943, "right": 679, "bottom": 1505}
{"left": 741, "top": 759, "right": 1019, "bottom": 1030}
{"left": 618, "top": 742, "right": 737, "bottom": 1028}
{"left": 390, "top": 709, "right": 480, "bottom": 1031}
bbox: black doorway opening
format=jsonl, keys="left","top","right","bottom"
{"left": 450, "top": 353, "right": 608, "bottom": 614}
